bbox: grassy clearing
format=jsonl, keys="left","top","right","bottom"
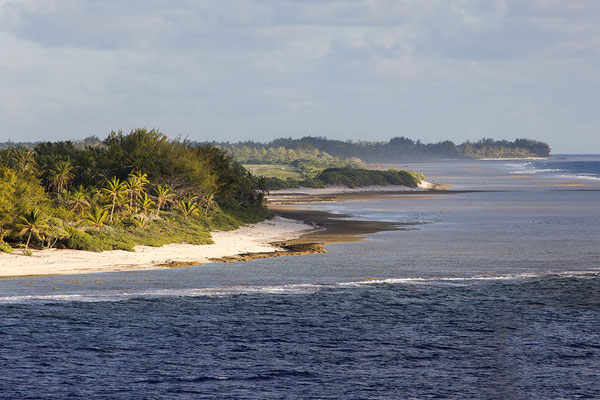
{"left": 244, "top": 164, "right": 303, "bottom": 179}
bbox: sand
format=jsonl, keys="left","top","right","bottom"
{"left": 0, "top": 216, "right": 315, "bottom": 279}
{"left": 268, "top": 182, "right": 434, "bottom": 197}
{"left": 266, "top": 182, "right": 444, "bottom": 204}
{"left": 0, "top": 183, "right": 441, "bottom": 279}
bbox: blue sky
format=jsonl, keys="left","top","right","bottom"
{"left": 1, "top": 0, "right": 599, "bottom": 153}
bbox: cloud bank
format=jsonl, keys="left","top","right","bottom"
{"left": 1, "top": 0, "right": 599, "bottom": 152}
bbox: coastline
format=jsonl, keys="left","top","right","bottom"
{"left": 0, "top": 184, "right": 441, "bottom": 279}
{"left": 0, "top": 216, "right": 314, "bottom": 279}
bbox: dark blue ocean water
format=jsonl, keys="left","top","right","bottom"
{"left": 515, "top": 155, "right": 600, "bottom": 182}
{"left": 2, "top": 277, "right": 600, "bottom": 399}
{"left": 1, "top": 156, "right": 599, "bottom": 399}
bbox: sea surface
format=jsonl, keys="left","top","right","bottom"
{"left": 1, "top": 155, "right": 599, "bottom": 399}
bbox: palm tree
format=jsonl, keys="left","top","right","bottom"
{"left": 123, "top": 177, "right": 137, "bottom": 211}
{"left": 67, "top": 186, "right": 91, "bottom": 215}
{"left": 126, "top": 171, "right": 149, "bottom": 213}
{"left": 153, "top": 185, "right": 174, "bottom": 217}
{"left": 200, "top": 177, "right": 222, "bottom": 217}
{"left": 201, "top": 187, "right": 219, "bottom": 217}
{"left": 254, "top": 176, "right": 270, "bottom": 195}
{"left": 10, "top": 147, "right": 37, "bottom": 173}
{"left": 42, "top": 217, "right": 67, "bottom": 249}
{"left": 16, "top": 208, "right": 49, "bottom": 249}
{"left": 0, "top": 225, "right": 10, "bottom": 242}
{"left": 131, "top": 215, "right": 149, "bottom": 229}
{"left": 85, "top": 206, "right": 108, "bottom": 228}
{"left": 48, "top": 159, "right": 75, "bottom": 194}
{"left": 138, "top": 192, "right": 155, "bottom": 215}
{"left": 101, "top": 177, "right": 125, "bottom": 223}
{"left": 177, "top": 197, "right": 200, "bottom": 220}
{"left": 256, "top": 192, "right": 268, "bottom": 209}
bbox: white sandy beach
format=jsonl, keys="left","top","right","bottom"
{"left": 0, "top": 184, "right": 437, "bottom": 279}
{"left": 0, "top": 216, "right": 315, "bottom": 278}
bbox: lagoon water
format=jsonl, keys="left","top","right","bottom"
{"left": 1, "top": 156, "right": 599, "bottom": 399}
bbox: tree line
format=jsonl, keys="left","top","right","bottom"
{"left": 0, "top": 129, "right": 268, "bottom": 253}
{"left": 213, "top": 136, "right": 551, "bottom": 163}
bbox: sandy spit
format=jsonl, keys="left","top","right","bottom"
{"left": 0, "top": 217, "right": 315, "bottom": 278}
{"left": 268, "top": 182, "right": 433, "bottom": 197}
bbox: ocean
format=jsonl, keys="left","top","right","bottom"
{"left": 1, "top": 155, "right": 599, "bottom": 399}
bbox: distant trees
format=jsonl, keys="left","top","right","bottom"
{"left": 216, "top": 136, "right": 550, "bottom": 164}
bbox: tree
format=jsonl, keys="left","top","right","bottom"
{"left": 42, "top": 217, "right": 68, "bottom": 249}
{"left": 101, "top": 177, "right": 125, "bottom": 223}
{"left": 48, "top": 159, "right": 75, "bottom": 194}
{"left": 66, "top": 186, "right": 91, "bottom": 215}
{"left": 16, "top": 208, "right": 49, "bottom": 249}
{"left": 10, "top": 147, "right": 37, "bottom": 174}
{"left": 256, "top": 192, "right": 267, "bottom": 209}
{"left": 138, "top": 192, "right": 155, "bottom": 215}
{"left": 200, "top": 180, "right": 220, "bottom": 217}
{"left": 123, "top": 177, "right": 137, "bottom": 211}
{"left": 153, "top": 185, "right": 174, "bottom": 217}
{"left": 177, "top": 197, "right": 200, "bottom": 220}
{"left": 131, "top": 215, "right": 149, "bottom": 229}
{"left": 254, "top": 175, "right": 270, "bottom": 195}
{"left": 0, "top": 167, "right": 17, "bottom": 239}
{"left": 125, "top": 171, "right": 149, "bottom": 213}
{"left": 85, "top": 206, "right": 108, "bottom": 228}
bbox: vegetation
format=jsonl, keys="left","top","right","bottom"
{"left": 0, "top": 129, "right": 269, "bottom": 253}
{"left": 319, "top": 168, "right": 425, "bottom": 188}
{"left": 215, "top": 142, "right": 366, "bottom": 178}
{"left": 244, "top": 164, "right": 303, "bottom": 180}
{"left": 215, "top": 136, "right": 551, "bottom": 164}
{"left": 260, "top": 168, "right": 425, "bottom": 191}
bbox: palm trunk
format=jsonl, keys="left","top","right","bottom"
{"left": 110, "top": 198, "right": 116, "bottom": 223}
{"left": 25, "top": 231, "right": 32, "bottom": 249}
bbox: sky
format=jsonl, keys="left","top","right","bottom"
{"left": 0, "top": 0, "right": 599, "bottom": 153}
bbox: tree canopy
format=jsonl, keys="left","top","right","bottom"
{"left": 0, "top": 129, "right": 267, "bottom": 252}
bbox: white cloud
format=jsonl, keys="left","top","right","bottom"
{"left": 0, "top": 0, "right": 598, "bottom": 150}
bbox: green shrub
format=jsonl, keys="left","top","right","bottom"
{"left": 0, "top": 240, "right": 12, "bottom": 253}
{"left": 64, "top": 227, "right": 112, "bottom": 252}
{"left": 265, "top": 168, "right": 424, "bottom": 190}
{"left": 317, "top": 168, "right": 424, "bottom": 188}
{"left": 299, "top": 178, "right": 325, "bottom": 188}
{"left": 86, "top": 229, "right": 135, "bottom": 252}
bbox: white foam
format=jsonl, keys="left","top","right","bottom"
{"left": 2, "top": 271, "right": 598, "bottom": 304}
{"left": 559, "top": 173, "right": 600, "bottom": 181}
{"left": 507, "top": 161, "right": 600, "bottom": 182}
{"left": 509, "top": 168, "right": 561, "bottom": 174}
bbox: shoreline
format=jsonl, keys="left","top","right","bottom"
{"left": 0, "top": 184, "right": 446, "bottom": 279}
{"left": 0, "top": 216, "right": 315, "bottom": 279}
